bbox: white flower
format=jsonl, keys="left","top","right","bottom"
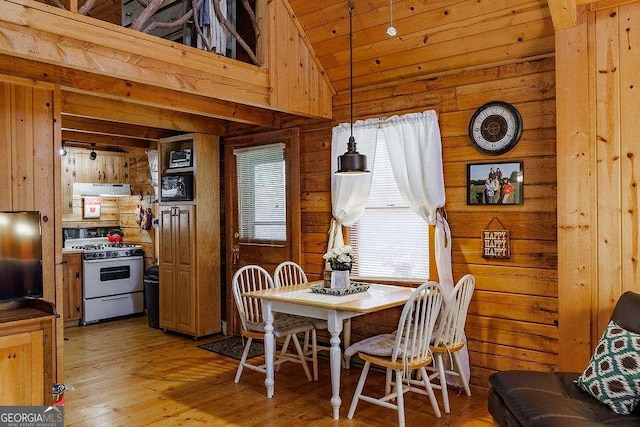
{"left": 323, "top": 245, "right": 354, "bottom": 270}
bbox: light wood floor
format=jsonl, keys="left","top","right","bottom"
{"left": 63, "top": 316, "right": 493, "bottom": 426}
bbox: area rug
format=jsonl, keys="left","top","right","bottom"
{"left": 197, "top": 336, "right": 264, "bottom": 361}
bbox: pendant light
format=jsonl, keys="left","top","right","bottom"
{"left": 89, "top": 143, "right": 97, "bottom": 161}
{"left": 336, "top": 1, "right": 369, "bottom": 175}
{"left": 59, "top": 141, "right": 67, "bottom": 156}
{"left": 386, "top": 0, "right": 397, "bottom": 36}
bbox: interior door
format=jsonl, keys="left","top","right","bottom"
{"left": 224, "top": 128, "right": 301, "bottom": 335}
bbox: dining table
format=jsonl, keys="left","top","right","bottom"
{"left": 243, "top": 280, "right": 416, "bottom": 420}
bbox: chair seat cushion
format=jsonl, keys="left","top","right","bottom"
{"left": 246, "top": 314, "right": 313, "bottom": 338}
{"left": 574, "top": 320, "right": 640, "bottom": 415}
{"left": 489, "top": 370, "right": 640, "bottom": 426}
{"left": 344, "top": 333, "right": 396, "bottom": 357}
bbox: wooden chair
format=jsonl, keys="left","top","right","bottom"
{"left": 273, "top": 261, "right": 326, "bottom": 381}
{"left": 427, "top": 274, "right": 475, "bottom": 413}
{"left": 346, "top": 282, "right": 444, "bottom": 426}
{"left": 232, "top": 265, "right": 314, "bottom": 383}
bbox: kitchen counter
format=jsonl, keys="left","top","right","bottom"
{"left": 62, "top": 248, "right": 83, "bottom": 255}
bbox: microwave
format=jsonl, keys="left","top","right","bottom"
{"left": 161, "top": 173, "right": 193, "bottom": 202}
{"left": 168, "top": 148, "right": 192, "bottom": 168}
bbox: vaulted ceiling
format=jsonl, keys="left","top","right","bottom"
{"left": 291, "top": 0, "right": 554, "bottom": 93}
{"left": 59, "top": 0, "right": 555, "bottom": 150}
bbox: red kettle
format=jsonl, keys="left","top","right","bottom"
{"left": 107, "top": 229, "right": 124, "bottom": 244}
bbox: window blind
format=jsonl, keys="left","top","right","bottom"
{"left": 349, "top": 134, "right": 429, "bottom": 280}
{"left": 234, "top": 143, "right": 286, "bottom": 243}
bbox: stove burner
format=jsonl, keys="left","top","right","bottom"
{"left": 82, "top": 244, "right": 105, "bottom": 250}
{"left": 104, "top": 243, "right": 139, "bottom": 248}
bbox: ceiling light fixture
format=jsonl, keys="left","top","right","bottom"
{"left": 386, "top": 0, "right": 397, "bottom": 36}
{"left": 89, "top": 143, "right": 97, "bottom": 161}
{"left": 336, "top": 1, "right": 369, "bottom": 176}
{"left": 59, "top": 141, "right": 67, "bottom": 156}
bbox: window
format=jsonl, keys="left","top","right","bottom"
{"left": 349, "top": 134, "right": 430, "bottom": 280}
{"left": 234, "top": 143, "right": 286, "bottom": 242}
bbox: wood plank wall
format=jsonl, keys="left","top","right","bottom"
{"left": 263, "top": 0, "right": 334, "bottom": 118}
{"left": 274, "top": 55, "right": 558, "bottom": 389}
{"left": 0, "top": 76, "right": 61, "bottom": 381}
{"left": 557, "top": 1, "right": 640, "bottom": 371}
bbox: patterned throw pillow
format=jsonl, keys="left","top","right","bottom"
{"left": 575, "top": 320, "right": 640, "bottom": 415}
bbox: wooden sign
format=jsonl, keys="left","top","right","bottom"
{"left": 482, "top": 217, "right": 511, "bottom": 259}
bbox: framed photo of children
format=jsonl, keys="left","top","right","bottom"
{"left": 467, "top": 161, "right": 523, "bottom": 205}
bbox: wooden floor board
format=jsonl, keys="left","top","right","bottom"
{"left": 63, "top": 316, "right": 493, "bottom": 426}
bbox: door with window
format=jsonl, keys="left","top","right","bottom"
{"left": 224, "top": 129, "right": 301, "bottom": 334}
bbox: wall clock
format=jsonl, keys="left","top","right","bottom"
{"left": 468, "top": 101, "right": 523, "bottom": 155}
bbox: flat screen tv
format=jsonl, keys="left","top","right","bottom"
{"left": 0, "top": 211, "right": 43, "bottom": 302}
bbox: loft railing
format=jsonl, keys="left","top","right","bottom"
{"left": 45, "top": 0, "right": 260, "bottom": 65}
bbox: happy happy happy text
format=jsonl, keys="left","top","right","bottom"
{"left": 482, "top": 230, "right": 509, "bottom": 258}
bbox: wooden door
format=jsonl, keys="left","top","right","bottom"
{"left": 224, "top": 129, "right": 301, "bottom": 335}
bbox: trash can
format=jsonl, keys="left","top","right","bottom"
{"left": 144, "top": 265, "right": 160, "bottom": 328}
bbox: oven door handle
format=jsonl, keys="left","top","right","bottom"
{"left": 100, "top": 294, "right": 132, "bottom": 301}
{"left": 84, "top": 257, "right": 143, "bottom": 264}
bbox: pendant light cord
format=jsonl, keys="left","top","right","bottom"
{"left": 349, "top": 1, "right": 354, "bottom": 141}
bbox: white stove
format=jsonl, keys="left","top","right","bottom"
{"left": 65, "top": 238, "right": 144, "bottom": 259}
{"left": 65, "top": 237, "right": 145, "bottom": 324}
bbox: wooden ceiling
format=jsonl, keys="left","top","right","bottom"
{"left": 290, "top": 0, "right": 555, "bottom": 93}
{"left": 60, "top": 0, "right": 556, "bottom": 151}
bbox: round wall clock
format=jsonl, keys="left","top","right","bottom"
{"left": 468, "top": 101, "right": 523, "bottom": 155}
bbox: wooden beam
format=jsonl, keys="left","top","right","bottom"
{"left": 556, "top": 4, "right": 593, "bottom": 370}
{"left": 582, "top": 0, "right": 640, "bottom": 11}
{"left": 62, "top": 116, "right": 180, "bottom": 140}
{"left": 548, "top": 0, "right": 579, "bottom": 30}
{"left": 62, "top": 91, "right": 227, "bottom": 135}
{"left": 62, "top": 130, "right": 155, "bottom": 150}
{"left": 549, "top": 0, "right": 637, "bottom": 29}
{"left": 0, "top": 55, "right": 280, "bottom": 128}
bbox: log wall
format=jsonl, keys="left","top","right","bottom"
{"left": 288, "top": 56, "right": 558, "bottom": 389}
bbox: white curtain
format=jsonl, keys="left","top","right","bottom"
{"left": 380, "top": 110, "right": 469, "bottom": 386}
{"left": 326, "top": 119, "right": 379, "bottom": 257}
{"left": 379, "top": 111, "right": 444, "bottom": 225}
{"left": 330, "top": 119, "right": 379, "bottom": 226}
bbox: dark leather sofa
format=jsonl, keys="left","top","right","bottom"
{"left": 488, "top": 291, "right": 640, "bottom": 426}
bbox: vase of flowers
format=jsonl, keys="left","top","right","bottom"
{"left": 323, "top": 245, "right": 353, "bottom": 289}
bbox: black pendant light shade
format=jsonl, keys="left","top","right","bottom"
{"left": 335, "top": 1, "right": 369, "bottom": 176}
{"left": 337, "top": 136, "right": 368, "bottom": 174}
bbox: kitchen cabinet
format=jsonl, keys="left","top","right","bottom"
{"left": 159, "top": 205, "right": 195, "bottom": 333}
{"left": 0, "top": 300, "right": 56, "bottom": 405}
{"left": 73, "top": 151, "right": 129, "bottom": 184}
{"left": 61, "top": 148, "right": 129, "bottom": 215}
{"left": 158, "top": 134, "right": 220, "bottom": 338}
{"left": 62, "top": 252, "right": 83, "bottom": 324}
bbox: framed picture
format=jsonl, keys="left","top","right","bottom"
{"left": 467, "top": 161, "right": 523, "bottom": 205}
{"left": 83, "top": 196, "right": 102, "bottom": 218}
